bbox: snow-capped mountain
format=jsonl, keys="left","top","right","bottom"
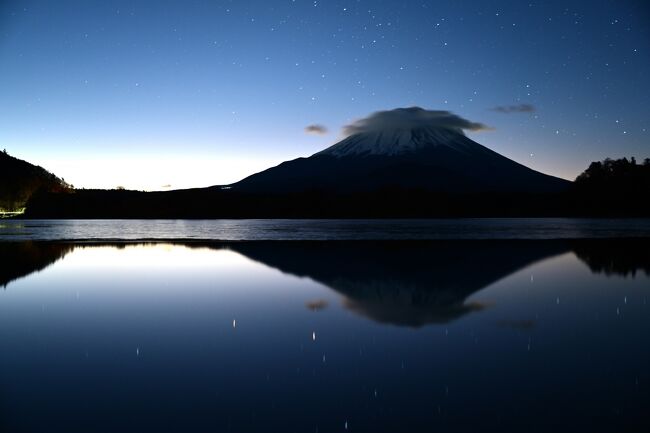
{"left": 316, "top": 126, "right": 477, "bottom": 158}
{"left": 231, "top": 108, "right": 570, "bottom": 195}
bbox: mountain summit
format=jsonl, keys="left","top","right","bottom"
{"left": 232, "top": 107, "right": 570, "bottom": 194}
{"left": 317, "top": 107, "right": 491, "bottom": 157}
{"left": 316, "top": 125, "right": 475, "bottom": 158}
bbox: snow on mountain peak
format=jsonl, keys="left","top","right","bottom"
{"left": 317, "top": 107, "right": 493, "bottom": 158}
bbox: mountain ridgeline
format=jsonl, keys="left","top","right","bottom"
{"left": 0, "top": 150, "right": 71, "bottom": 213}
{"left": 14, "top": 106, "right": 650, "bottom": 217}
{"left": 233, "top": 123, "right": 569, "bottom": 194}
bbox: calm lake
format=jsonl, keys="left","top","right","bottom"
{"left": 3, "top": 218, "right": 650, "bottom": 240}
{"left": 0, "top": 236, "right": 648, "bottom": 432}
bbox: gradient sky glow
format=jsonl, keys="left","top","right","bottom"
{"left": 1, "top": 0, "right": 649, "bottom": 190}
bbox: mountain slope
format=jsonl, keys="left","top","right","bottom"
{"left": 231, "top": 116, "right": 570, "bottom": 195}
{"left": 0, "top": 151, "right": 71, "bottom": 212}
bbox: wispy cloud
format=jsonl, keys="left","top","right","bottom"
{"left": 491, "top": 103, "right": 536, "bottom": 113}
{"left": 305, "top": 124, "right": 328, "bottom": 135}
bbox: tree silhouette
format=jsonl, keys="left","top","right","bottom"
{"left": 575, "top": 157, "right": 650, "bottom": 186}
{"left": 574, "top": 156, "right": 650, "bottom": 214}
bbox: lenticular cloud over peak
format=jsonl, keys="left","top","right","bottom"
{"left": 342, "top": 107, "right": 492, "bottom": 137}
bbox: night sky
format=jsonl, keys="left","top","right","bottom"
{"left": 1, "top": 0, "right": 648, "bottom": 190}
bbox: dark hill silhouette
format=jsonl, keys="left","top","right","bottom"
{"left": 0, "top": 150, "right": 71, "bottom": 212}
{"left": 0, "top": 242, "right": 74, "bottom": 288}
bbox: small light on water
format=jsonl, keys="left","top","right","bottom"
{"left": 312, "top": 331, "right": 316, "bottom": 341}
{"left": 232, "top": 319, "right": 236, "bottom": 329}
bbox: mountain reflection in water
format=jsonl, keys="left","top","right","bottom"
{"left": 1, "top": 238, "right": 649, "bottom": 433}
{"left": 2, "top": 239, "right": 648, "bottom": 327}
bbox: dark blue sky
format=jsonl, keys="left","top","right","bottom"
{"left": 1, "top": 0, "right": 648, "bottom": 189}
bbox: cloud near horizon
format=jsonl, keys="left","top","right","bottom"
{"left": 305, "top": 124, "right": 328, "bottom": 135}
{"left": 342, "top": 107, "right": 492, "bottom": 136}
{"left": 491, "top": 103, "right": 536, "bottom": 113}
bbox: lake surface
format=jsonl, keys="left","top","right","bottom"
{"left": 3, "top": 218, "right": 650, "bottom": 240}
{"left": 0, "top": 239, "right": 648, "bottom": 432}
